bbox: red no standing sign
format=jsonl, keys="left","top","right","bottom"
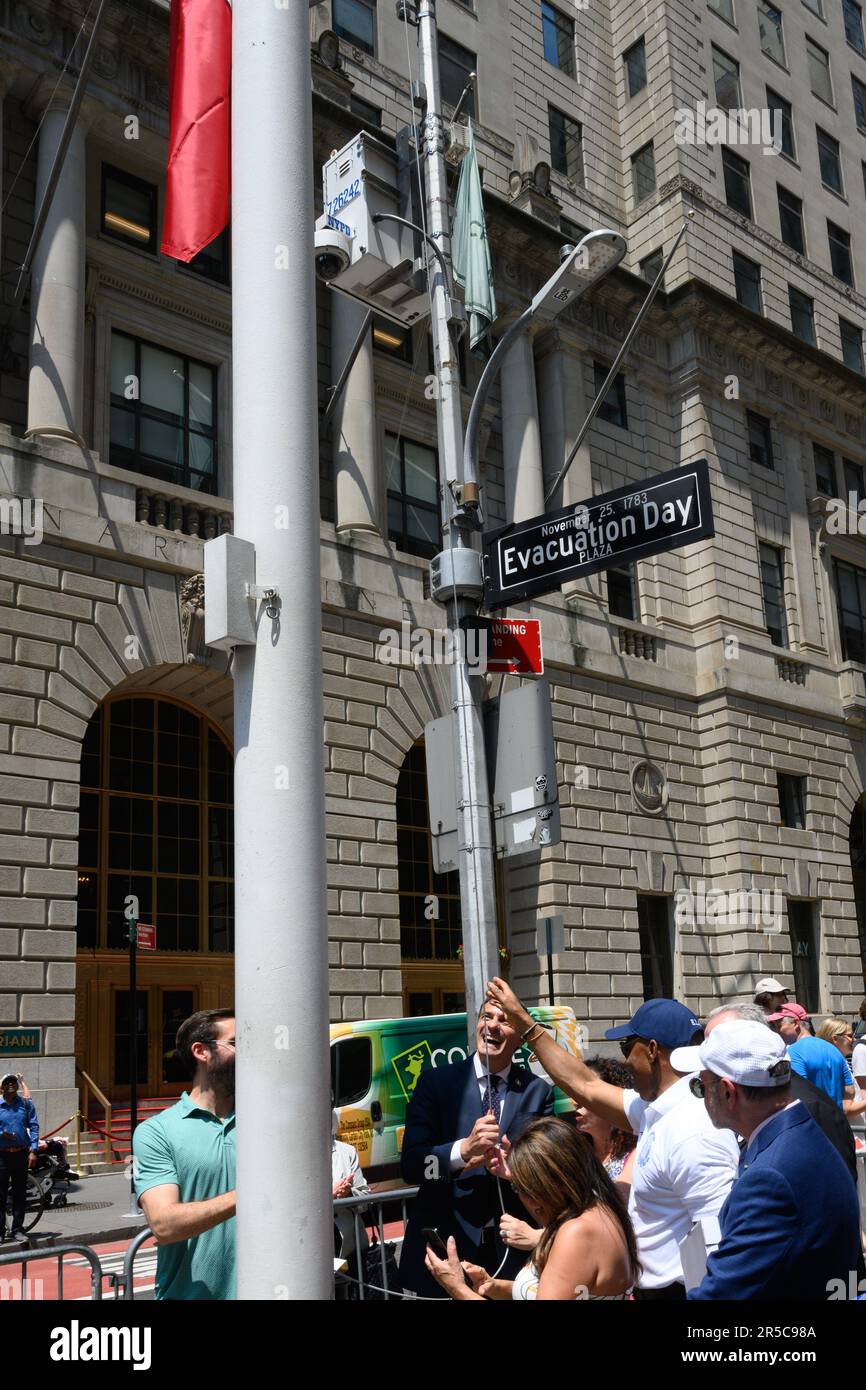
{"left": 484, "top": 619, "right": 543, "bottom": 675}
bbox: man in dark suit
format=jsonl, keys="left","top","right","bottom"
{"left": 399, "top": 1002, "right": 554, "bottom": 1298}
{"left": 670, "top": 1021, "right": 861, "bottom": 1300}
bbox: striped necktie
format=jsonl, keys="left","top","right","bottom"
{"left": 484, "top": 1073, "right": 503, "bottom": 1121}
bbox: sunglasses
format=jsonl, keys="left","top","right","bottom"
{"left": 689, "top": 1075, "right": 710, "bottom": 1099}
{"left": 619, "top": 1036, "right": 644, "bottom": 1059}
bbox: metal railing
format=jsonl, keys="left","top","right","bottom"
{"left": 76, "top": 1067, "right": 114, "bottom": 1163}
{"left": 0, "top": 1243, "right": 108, "bottom": 1301}
{"left": 333, "top": 1185, "right": 418, "bottom": 1302}
{"left": 120, "top": 1227, "right": 157, "bottom": 1300}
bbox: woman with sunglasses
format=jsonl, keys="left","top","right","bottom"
{"left": 423, "top": 1115, "right": 639, "bottom": 1300}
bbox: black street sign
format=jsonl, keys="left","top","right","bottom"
{"left": 482, "top": 459, "right": 714, "bottom": 611}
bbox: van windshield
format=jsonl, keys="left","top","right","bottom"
{"left": 331, "top": 1036, "right": 372, "bottom": 1107}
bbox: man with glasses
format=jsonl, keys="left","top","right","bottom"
{"left": 671, "top": 1021, "right": 860, "bottom": 1300}
{"left": 485, "top": 982, "right": 740, "bottom": 1300}
{"left": 133, "top": 1008, "right": 237, "bottom": 1299}
{"left": 767, "top": 1002, "right": 856, "bottom": 1110}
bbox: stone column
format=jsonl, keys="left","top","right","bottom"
{"left": 332, "top": 292, "right": 380, "bottom": 536}
{"left": 536, "top": 331, "right": 600, "bottom": 602}
{"left": 783, "top": 428, "right": 823, "bottom": 654}
{"left": 500, "top": 330, "right": 545, "bottom": 523}
{"left": 25, "top": 97, "right": 87, "bottom": 445}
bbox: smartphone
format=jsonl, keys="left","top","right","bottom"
{"left": 422, "top": 1227, "right": 449, "bottom": 1258}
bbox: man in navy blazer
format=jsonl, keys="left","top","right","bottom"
{"left": 671, "top": 1021, "right": 861, "bottom": 1301}
{"left": 399, "top": 1002, "right": 554, "bottom": 1298}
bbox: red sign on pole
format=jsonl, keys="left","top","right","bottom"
{"left": 484, "top": 618, "right": 544, "bottom": 675}
{"left": 136, "top": 923, "right": 156, "bottom": 952}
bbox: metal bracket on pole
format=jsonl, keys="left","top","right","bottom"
{"left": 246, "top": 584, "right": 281, "bottom": 619}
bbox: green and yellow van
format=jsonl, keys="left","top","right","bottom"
{"left": 330, "top": 1007, "right": 583, "bottom": 1179}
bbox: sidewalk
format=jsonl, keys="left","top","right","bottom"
{"left": 22, "top": 1171, "right": 147, "bottom": 1251}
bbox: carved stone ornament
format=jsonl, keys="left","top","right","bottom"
{"left": 508, "top": 131, "right": 561, "bottom": 226}
{"left": 631, "top": 761, "right": 668, "bottom": 815}
{"left": 180, "top": 572, "right": 206, "bottom": 662}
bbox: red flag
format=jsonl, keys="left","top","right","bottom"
{"left": 161, "top": 0, "right": 232, "bottom": 262}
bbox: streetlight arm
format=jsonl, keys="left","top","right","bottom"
{"left": 371, "top": 211, "right": 454, "bottom": 300}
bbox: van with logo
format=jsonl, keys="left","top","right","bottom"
{"left": 330, "top": 1006, "right": 583, "bottom": 1179}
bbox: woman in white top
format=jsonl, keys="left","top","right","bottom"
{"left": 424, "top": 1116, "right": 640, "bottom": 1301}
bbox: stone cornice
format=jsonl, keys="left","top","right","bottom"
{"left": 88, "top": 238, "right": 231, "bottom": 335}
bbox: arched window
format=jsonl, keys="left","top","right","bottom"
{"left": 76, "top": 696, "right": 234, "bottom": 953}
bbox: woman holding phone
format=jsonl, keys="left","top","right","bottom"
{"left": 423, "top": 1116, "right": 639, "bottom": 1301}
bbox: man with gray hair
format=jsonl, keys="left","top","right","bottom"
{"left": 706, "top": 1002, "right": 856, "bottom": 1184}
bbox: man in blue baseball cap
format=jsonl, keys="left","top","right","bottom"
{"left": 486, "top": 980, "right": 741, "bottom": 1299}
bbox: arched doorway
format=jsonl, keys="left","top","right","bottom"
{"left": 396, "top": 743, "right": 465, "bottom": 1016}
{"left": 75, "top": 693, "right": 235, "bottom": 1100}
{"left": 849, "top": 794, "right": 866, "bottom": 989}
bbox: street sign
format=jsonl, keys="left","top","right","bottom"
{"left": 482, "top": 459, "right": 714, "bottom": 610}
{"left": 136, "top": 923, "right": 156, "bottom": 951}
{"left": 483, "top": 618, "right": 544, "bottom": 675}
{"left": 0, "top": 1027, "right": 42, "bottom": 1056}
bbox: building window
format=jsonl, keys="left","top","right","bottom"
{"left": 841, "top": 317, "right": 865, "bottom": 371}
{"left": 713, "top": 46, "right": 742, "bottom": 109}
{"left": 854, "top": 74, "right": 866, "bottom": 131}
{"left": 631, "top": 142, "right": 657, "bottom": 202}
{"left": 397, "top": 742, "right": 462, "bottom": 962}
{"left": 350, "top": 94, "right": 382, "bottom": 128}
{"left": 386, "top": 433, "right": 440, "bottom": 559}
{"left": 637, "top": 896, "right": 674, "bottom": 1000}
{"left": 767, "top": 89, "right": 795, "bottom": 159}
{"left": 607, "top": 562, "right": 638, "bottom": 620}
{"left": 844, "top": 456, "right": 866, "bottom": 501}
{"left": 816, "top": 129, "right": 842, "bottom": 192}
{"left": 747, "top": 409, "right": 774, "bottom": 468}
{"left": 759, "top": 542, "right": 788, "bottom": 646}
{"left": 541, "top": 2, "right": 575, "bottom": 76}
{"left": 101, "top": 166, "right": 158, "bottom": 253}
{"left": 708, "top": 0, "right": 735, "bottom": 20}
{"left": 722, "top": 146, "right": 752, "bottom": 216}
{"left": 184, "top": 227, "right": 230, "bottom": 287}
{"left": 834, "top": 557, "right": 866, "bottom": 661}
{"left": 438, "top": 34, "right": 476, "bottom": 115}
{"left": 548, "top": 107, "right": 585, "bottom": 184}
{"left": 778, "top": 773, "right": 807, "bottom": 828}
{"left": 777, "top": 185, "right": 805, "bottom": 252}
{"left": 624, "top": 37, "right": 647, "bottom": 97}
{"left": 803, "top": 0, "right": 823, "bottom": 13}
{"left": 333, "top": 0, "right": 376, "bottom": 54}
{"left": 788, "top": 286, "right": 815, "bottom": 343}
{"left": 593, "top": 361, "right": 629, "bottom": 428}
{"left": 845, "top": 0, "right": 866, "bottom": 53}
{"left": 373, "top": 317, "right": 413, "bottom": 362}
{"left": 788, "top": 901, "right": 820, "bottom": 1013}
{"left": 733, "top": 251, "right": 762, "bottom": 310}
{"left": 807, "top": 37, "right": 834, "bottom": 104}
{"left": 758, "top": 1, "right": 786, "bottom": 63}
{"left": 813, "top": 442, "right": 837, "bottom": 496}
{"left": 828, "top": 221, "right": 854, "bottom": 284}
{"left": 76, "top": 697, "right": 234, "bottom": 953}
{"left": 109, "top": 332, "right": 218, "bottom": 494}
{"left": 640, "top": 249, "right": 665, "bottom": 286}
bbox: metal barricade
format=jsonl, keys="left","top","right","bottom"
{"left": 120, "top": 1226, "right": 156, "bottom": 1300}
{"left": 333, "top": 1185, "right": 419, "bottom": 1301}
{"left": 0, "top": 1242, "right": 106, "bottom": 1301}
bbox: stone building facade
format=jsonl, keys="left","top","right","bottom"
{"left": 0, "top": 0, "right": 865, "bottom": 1126}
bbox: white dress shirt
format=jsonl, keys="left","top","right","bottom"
{"left": 448, "top": 1053, "right": 513, "bottom": 1173}
{"left": 623, "top": 1075, "right": 740, "bottom": 1289}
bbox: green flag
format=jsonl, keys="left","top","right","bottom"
{"left": 451, "top": 121, "right": 497, "bottom": 357}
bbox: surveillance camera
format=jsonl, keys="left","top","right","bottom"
{"left": 313, "top": 219, "right": 352, "bottom": 282}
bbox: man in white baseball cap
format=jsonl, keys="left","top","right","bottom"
{"left": 752, "top": 977, "right": 788, "bottom": 1015}
{"left": 670, "top": 1021, "right": 860, "bottom": 1300}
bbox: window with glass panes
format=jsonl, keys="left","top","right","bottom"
{"left": 855, "top": 74, "right": 866, "bottom": 131}
{"left": 438, "top": 33, "right": 476, "bottom": 115}
{"left": 778, "top": 186, "right": 805, "bottom": 251}
{"left": 817, "top": 128, "right": 842, "bottom": 192}
{"left": 333, "top": 0, "right": 376, "bottom": 54}
{"left": 841, "top": 317, "right": 864, "bottom": 371}
{"left": 788, "top": 901, "right": 820, "bottom": 1013}
{"left": 778, "top": 773, "right": 807, "bottom": 828}
{"left": 845, "top": 0, "right": 866, "bottom": 53}
{"left": 709, "top": 0, "right": 735, "bottom": 19}
{"left": 548, "top": 107, "right": 584, "bottom": 183}
{"left": 109, "top": 333, "right": 218, "bottom": 494}
{"left": 386, "top": 433, "right": 440, "bottom": 558}
{"left": 637, "top": 896, "right": 674, "bottom": 1000}
{"left": 844, "top": 456, "right": 866, "bottom": 501}
{"left": 397, "top": 742, "right": 461, "bottom": 961}
{"left": 373, "top": 318, "right": 413, "bottom": 363}
{"left": 350, "top": 94, "right": 382, "bottom": 128}
{"left": 713, "top": 47, "right": 741, "bottom": 109}
{"left": 184, "top": 227, "right": 230, "bottom": 286}
{"left": 807, "top": 37, "right": 833, "bottom": 103}
{"left": 76, "top": 697, "right": 234, "bottom": 953}
{"left": 101, "top": 166, "right": 158, "bottom": 252}
{"left": 624, "top": 38, "right": 647, "bottom": 97}
{"left": 835, "top": 558, "right": 866, "bottom": 661}
{"left": 789, "top": 286, "right": 815, "bottom": 343}
{"left": 593, "top": 361, "right": 629, "bottom": 427}
{"left": 747, "top": 409, "right": 774, "bottom": 468}
{"left": 733, "top": 251, "right": 762, "bottom": 310}
{"left": 766, "top": 89, "right": 795, "bottom": 158}
{"left": 722, "top": 147, "right": 752, "bottom": 216}
{"left": 828, "top": 222, "right": 853, "bottom": 284}
{"left": 541, "top": 2, "right": 575, "bottom": 76}
{"left": 758, "top": 1, "right": 785, "bottom": 62}
{"left": 631, "top": 142, "right": 656, "bottom": 202}
{"left": 813, "top": 442, "right": 837, "bottom": 496}
{"left": 759, "top": 542, "right": 788, "bottom": 646}
{"left": 607, "top": 562, "right": 638, "bottom": 620}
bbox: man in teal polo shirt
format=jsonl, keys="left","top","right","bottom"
{"left": 134, "top": 1009, "right": 237, "bottom": 1299}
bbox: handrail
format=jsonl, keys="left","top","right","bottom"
{"left": 0, "top": 1242, "right": 104, "bottom": 1300}
{"left": 76, "top": 1066, "right": 113, "bottom": 1163}
{"left": 120, "top": 1227, "right": 156, "bottom": 1301}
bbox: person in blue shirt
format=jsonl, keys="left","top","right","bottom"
{"left": 768, "top": 1004, "right": 856, "bottom": 1109}
{"left": 0, "top": 1073, "right": 39, "bottom": 1244}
